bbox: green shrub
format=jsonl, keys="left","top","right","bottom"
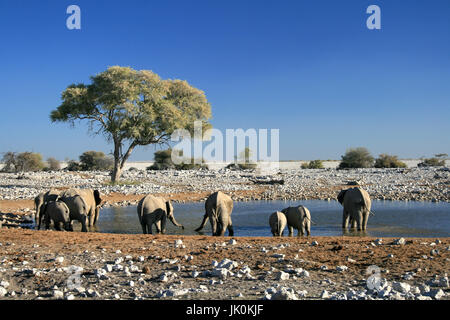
{"left": 1, "top": 152, "right": 17, "bottom": 172}
{"left": 339, "top": 147, "right": 374, "bottom": 169}
{"left": 14, "top": 152, "right": 45, "bottom": 172}
{"left": 418, "top": 157, "right": 446, "bottom": 167}
{"left": 147, "top": 149, "right": 205, "bottom": 170}
{"left": 374, "top": 154, "right": 407, "bottom": 168}
{"left": 45, "top": 157, "right": 61, "bottom": 171}
{"left": 66, "top": 160, "right": 82, "bottom": 171}
{"left": 301, "top": 160, "right": 324, "bottom": 169}
{"left": 79, "top": 151, "right": 114, "bottom": 171}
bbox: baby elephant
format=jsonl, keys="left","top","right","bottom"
{"left": 269, "top": 211, "right": 287, "bottom": 236}
{"left": 281, "top": 205, "right": 311, "bottom": 236}
{"left": 43, "top": 200, "right": 72, "bottom": 231}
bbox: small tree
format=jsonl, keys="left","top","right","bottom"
{"left": 46, "top": 157, "right": 61, "bottom": 171}
{"left": 66, "top": 160, "right": 82, "bottom": 171}
{"left": 50, "top": 66, "right": 212, "bottom": 182}
{"left": 79, "top": 151, "right": 113, "bottom": 171}
{"left": 15, "top": 152, "right": 45, "bottom": 172}
{"left": 339, "top": 147, "right": 374, "bottom": 169}
{"left": 374, "top": 154, "right": 407, "bottom": 168}
{"left": 1, "top": 152, "right": 17, "bottom": 172}
{"left": 148, "top": 149, "right": 204, "bottom": 170}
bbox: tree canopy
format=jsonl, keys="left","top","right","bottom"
{"left": 50, "top": 66, "right": 212, "bottom": 182}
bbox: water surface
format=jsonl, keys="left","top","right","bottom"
{"left": 87, "top": 200, "right": 450, "bottom": 238}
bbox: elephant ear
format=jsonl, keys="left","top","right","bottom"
{"left": 337, "top": 189, "right": 347, "bottom": 205}
{"left": 93, "top": 190, "right": 102, "bottom": 206}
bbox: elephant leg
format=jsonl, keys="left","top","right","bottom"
{"left": 210, "top": 218, "right": 217, "bottom": 236}
{"left": 227, "top": 217, "right": 234, "bottom": 237}
{"left": 350, "top": 218, "right": 357, "bottom": 229}
{"left": 356, "top": 212, "right": 363, "bottom": 231}
{"left": 88, "top": 208, "right": 95, "bottom": 227}
{"left": 362, "top": 212, "right": 369, "bottom": 231}
{"left": 342, "top": 210, "right": 350, "bottom": 229}
{"left": 79, "top": 215, "right": 88, "bottom": 232}
{"left": 288, "top": 225, "right": 294, "bottom": 237}
{"left": 305, "top": 221, "right": 311, "bottom": 236}
{"left": 160, "top": 214, "right": 167, "bottom": 234}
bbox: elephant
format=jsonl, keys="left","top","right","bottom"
{"left": 58, "top": 193, "right": 89, "bottom": 232}
{"left": 137, "top": 195, "right": 184, "bottom": 234}
{"left": 269, "top": 211, "right": 287, "bottom": 237}
{"left": 60, "top": 188, "right": 102, "bottom": 227}
{"left": 42, "top": 200, "right": 72, "bottom": 231}
{"left": 195, "top": 191, "right": 234, "bottom": 236}
{"left": 281, "top": 205, "right": 311, "bottom": 236}
{"left": 337, "top": 187, "right": 372, "bottom": 231}
{"left": 34, "top": 192, "right": 45, "bottom": 225}
{"left": 36, "top": 189, "right": 61, "bottom": 230}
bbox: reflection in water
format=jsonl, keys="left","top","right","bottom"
{"left": 68, "top": 200, "right": 450, "bottom": 238}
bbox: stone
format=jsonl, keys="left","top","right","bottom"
{"left": 392, "top": 282, "right": 411, "bottom": 294}
{"left": 0, "top": 287, "right": 7, "bottom": 297}
{"left": 53, "top": 290, "right": 64, "bottom": 299}
{"left": 429, "top": 289, "right": 445, "bottom": 300}
{"left": 320, "top": 290, "right": 330, "bottom": 299}
{"left": 270, "top": 287, "right": 298, "bottom": 300}
{"left": 336, "top": 265, "right": 348, "bottom": 272}
{"left": 276, "top": 271, "right": 290, "bottom": 280}
{"left": 394, "top": 238, "right": 406, "bottom": 245}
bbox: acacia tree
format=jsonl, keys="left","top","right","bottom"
{"left": 50, "top": 66, "right": 212, "bottom": 182}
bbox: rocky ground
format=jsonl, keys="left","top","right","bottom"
{"left": 0, "top": 166, "right": 449, "bottom": 206}
{"left": 0, "top": 167, "right": 449, "bottom": 300}
{"left": 0, "top": 229, "right": 448, "bottom": 301}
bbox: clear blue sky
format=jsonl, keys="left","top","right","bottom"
{"left": 0, "top": 0, "right": 449, "bottom": 161}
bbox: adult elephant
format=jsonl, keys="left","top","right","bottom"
{"left": 60, "top": 188, "right": 102, "bottom": 227}
{"left": 195, "top": 191, "right": 234, "bottom": 236}
{"left": 137, "top": 195, "right": 184, "bottom": 234}
{"left": 281, "top": 205, "right": 311, "bottom": 236}
{"left": 337, "top": 187, "right": 372, "bottom": 231}
{"left": 58, "top": 192, "right": 90, "bottom": 232}
{"left": 269, "top": 211, "right": 287, "bottom": 237}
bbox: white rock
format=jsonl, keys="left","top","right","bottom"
{"left": 393, "top": 282, "right": 411, "bottom": 294}
{"left": 276, "top": 271, "right": 290, "bottom": 280}
{"left": 336, "top": 265, "right": 348, "bottom": 272}
{"left": 320, "top": 290, "right": 330, "bottom": 299}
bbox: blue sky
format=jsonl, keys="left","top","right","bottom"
{"left": 0, "top": 0, "right": 449, "bottom": 161}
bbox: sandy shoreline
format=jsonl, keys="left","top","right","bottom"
{"left": 0, "top": 229, "right": 449, "bottom": 300}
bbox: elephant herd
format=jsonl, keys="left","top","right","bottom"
{"left": 34, "top": 187, "right": 372, "bottom": 237}
{"left": 269, "top": 186, "right": 372, "bottom": 237}
{"left": 34, "top": 188, "right": 102, "bottom": 232}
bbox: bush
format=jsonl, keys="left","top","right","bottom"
{"left": 15, "top": 152, "right": 45, "bottom": 172}
{"left": 301, "top": 160, "right": 324, "bottom": 169}
{"left": 46, "top": 157, "right": 61, "bottom": 171}
{"left": 418, "top": 158, "right": 446, "bottom": 167}
{"left": 147, "top": 149, "right": 205, "bottom": 170}
{"left": 66, "top": 160, "right": 82, "bottom": 171}
{"left": 79, "top": 151, "right": 114, "bottom": 171}
{"left": 1, "top": 152, "right": 17, "bottom": 172}
{"left": 339, "top": 147, "right": 374, "bottom": 169}
{"left": 374, "top": 154, "right": 407, "bottom": 168}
